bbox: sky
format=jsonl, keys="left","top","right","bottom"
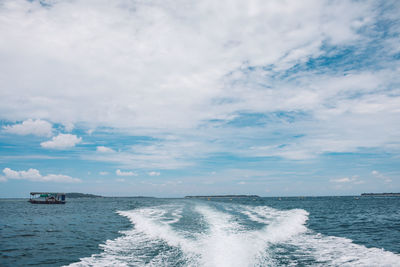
{"left": 0, "top": 0, "right": 399, "bottom": 197}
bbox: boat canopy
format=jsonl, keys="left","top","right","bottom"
{"left": 30, "top": 192, "right": 65, "bottom": 196}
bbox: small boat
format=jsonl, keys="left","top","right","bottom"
{"left": 29, "top": 192, "right": 66, "bottom": 204}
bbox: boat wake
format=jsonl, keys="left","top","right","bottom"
{"left": 67, "top": 202, "right": 400, "bottom": 266}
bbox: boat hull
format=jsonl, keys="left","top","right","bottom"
{"left": 29, "top": 199, "right": 66, "bottom": 204}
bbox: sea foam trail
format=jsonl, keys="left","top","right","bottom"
{"left": 240, "top": 205, "right": 400, "bottom": 266}
{"left": 239, "top": 205, "right": 309, "bottom": 242}
{"left": 67, "top": 204, "right": 198, "bottom": 267}
{"left": 291, "top": 233, "right": 400, "bottom": 266}
{"left": 67, "top": 203, "right": 308, "bottom": 267}
{"left": 66, "top": 202, "right": 400, "bottom": 267}
{"left": 194, "top": 204, "right": 312, "bottom": 266}
{"left": 194, "top": 205, "right": 272, "bottom": 266}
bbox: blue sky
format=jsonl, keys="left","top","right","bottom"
{"left": 0, "top": 0, "right": 399, "bottom": 197}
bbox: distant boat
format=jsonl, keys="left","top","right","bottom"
{"left": 29, "top": 192, "right": 66, "bottom": 204}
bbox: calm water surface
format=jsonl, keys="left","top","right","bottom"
{"left": 1, "top": 197, "right": 399, "bottom": 266}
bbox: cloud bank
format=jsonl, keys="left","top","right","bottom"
{"left": 1, "top": 0, "right": 396, "bottom": 129}
{"left": 1, "top": 167, "right": 81, "bottom": 183}
{"left": 0, "top": 0, "right": 399, "bottom": 196}
{"left": 3, "top": 119, "right": 53, "bottom": 137}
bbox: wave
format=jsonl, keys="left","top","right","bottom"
{"left": 66, "top": 202, "right": 400, "bottom": 266}
{"left": 238, "top": 205, "right": 400, "bottom": 266}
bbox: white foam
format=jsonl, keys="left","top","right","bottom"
{"left": 194, "top": 205, "right": 271, "bottom": 267}
{"left": 117, "top": 206, "right": 197, "bottom": 253}
{"left": 289, "top": 232, "right": 400, "bottom": 266}
{"left": 242, "top": 205, "right": 400, "bottom": 266}
{"left": 66, "top": 203, "right": 400, "bottom": 267}
{"left": 66, "top": 204, "right": 196, "bottom": 267}
{"left": 240, "top": 205, "right": 309, "bottom": 243}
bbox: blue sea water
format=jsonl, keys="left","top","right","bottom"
{"left": 1, "top": 196, "right": 400, "bottom": 266}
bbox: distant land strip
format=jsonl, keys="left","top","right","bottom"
{"left": 64, "top": 193, "right": 156, "bottom": 198}
{"left": 361, "top": 193, "right": 400, "bottom": 197}
{"left": 185, "top": 195, "right": 260, "bottom": 199}
{"left": 65, "top": 193, "right": 103, "bottom": 198}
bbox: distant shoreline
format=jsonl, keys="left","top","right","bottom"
{"left": 0, "top": 195, "right": 157, "bottom": 199}
{"left": 184, "top": 195, "right": 260, "bottom": 199}
{"left": 2, "top": 193, "right": 400, "bottom": 199}
{"left": 65, "top": 193, "right": 103, "bottom": 198}
{"left": 361, "top": 193, "right": 400, "bottom": 197}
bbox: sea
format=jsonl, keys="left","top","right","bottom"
{"left": 1, "top": 196, "right": 400, "bottom": 266}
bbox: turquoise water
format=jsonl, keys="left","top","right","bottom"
{"left": 1, "top": 197, "right": 400, "bottom": 266}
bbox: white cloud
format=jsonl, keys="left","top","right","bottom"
{"left": 3, "top": 119, "right": 53, "bottom": 137}
{"left": 116, "top": 178, "right": 125, "bottom": 182}
{"left": 85, "top": 138, "right": 213, "bottom": 169}
{"left": 116, "top": 169, "right": 137, "bottom": 176}
{"left": 372, "top": 170, "right": 392, "bottom": 183}
{"left": 41, "top": 134, "right": 82, "bottom": 149}
{"left": 2, "top": 167, "right": 81, "bottom": 183}
{"left": 330, "top": 176, "right": 364, "bottom": 184}
{"left": 0, "top": 0, "right": 379, "bottom": 130}
{"left": 96, "top": 146, "right": 115, "bottom": 153}
{"left": 330, "top": 177, "right": 352, "bottom": 183}
{"left": 148, "top": 171, "right": 161, "bottom": 176}
{"left": 99, "top": 171, "right": 109, "bottom": 175}
{"left": 0, "top": 0, "right": 399, "bottom": 166}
